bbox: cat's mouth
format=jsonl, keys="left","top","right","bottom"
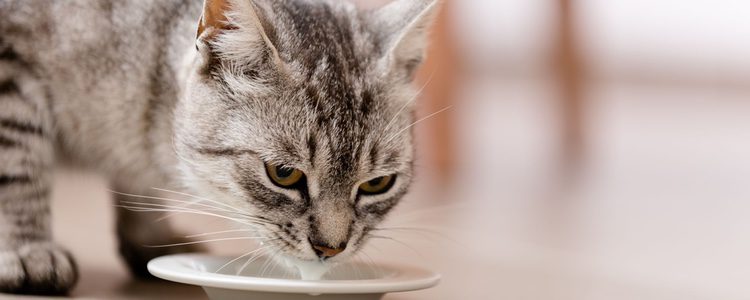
{"left": 259, "top": 233, "right": 362, "bottom": 280}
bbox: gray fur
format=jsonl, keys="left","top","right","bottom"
{"left": 0, "top": 0, "right": 437, "bottom": 294}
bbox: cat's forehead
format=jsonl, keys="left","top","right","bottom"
{"left": 216, "top": 0, "right": 414, "bottom": 174}
{"left": 253, "top": 77, "right": 410, "bottom": 180}
{"left": 268, "top": 0, "right": 379, "bottom": 76}
{"left": 291, "top": 81, "right": 405, "bottom": 164}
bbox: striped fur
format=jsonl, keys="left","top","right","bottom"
{"left": 0, "top": 55, "right": 76, "bottom": 293}
{"left": 0, "top": 0, "right": 437, "bottom": 294}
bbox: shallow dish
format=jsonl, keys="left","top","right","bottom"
{"left": 148, "top": 254, "right": 441, "bottom": 300}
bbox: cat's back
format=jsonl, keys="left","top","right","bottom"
{"left": 0, "top": 0, "right": 201, "bottom": 180}
{"left": 1, "top": 0, "right": 200, "bottom": 69}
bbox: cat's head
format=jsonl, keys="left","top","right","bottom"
{"left": 174, "top": 0, "right": 438, "bottom": 266}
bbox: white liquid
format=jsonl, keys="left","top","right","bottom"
{"left": 283, "top": 258, "right": 333, "bottom": 280}
{"left": 296, "top": 263, "right": 330, "bottom": 281}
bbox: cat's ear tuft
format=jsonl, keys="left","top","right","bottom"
{"left": 373, "top": 0, "right": 440, "bottom": 80}
{"left": 196, "top": 0, "right": 235, "bottom": 40}
{"left": 196, "top": 0, "right": 284, "bottom": 73}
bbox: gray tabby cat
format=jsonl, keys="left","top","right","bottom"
{"left": 0, "top": 0, "right": 437, "bottom": 295}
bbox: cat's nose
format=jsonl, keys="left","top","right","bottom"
{"left": 309, "top": 239, "right": 346, "bottom": 259}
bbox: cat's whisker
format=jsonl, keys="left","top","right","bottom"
{"left": 258, "top": 247, "right": 283, "bottom": 278}
{"left": 215, "top": 246, "right": 268, "bottom": 274}
{"left": 258, "top": 259, "right": 272, "bottom": 279}
{"left": 117, "top": 203, "right": 221, "bottom": 215}
{"left": 388, "top": 202, "right": 468, "bottom": 222}
{"left": 237, "top": 244, "right": 277, "bottom": 276}
{"left": 143, "top": 236, "right": 269, "bottom": 248}
{"left": 358, "top": 250, "right": 382, "bottom": 278}
{"left": 124, "top": 209, "right": 262, "bottom": 229}
{"left": 366, "top": 233, "right": 424, "bottom": 259}
{"left": 383, "top": 68, "right": 436, "bottom": 132}
{"left": 371, "top": 226, "right": 455, "bottom": 242}
{"left": 155, "top": 198, "right": 205, "bottom": 222}
{"left": 237, "top": 249, "right": 269, "bottom": 276}
{"left": 384, "top": 105, "right": 453, "bottom": 146}
{"left": 116, "top": 204, "right": 263, "bottom": 228}
{"left": 187, "top": 228, "right": 257, "bottom": 238}
{"left": 355, "top": 253, "right": 377, "bottom": 279}
{"left": 365, "top": 242, "right": 385, "bottom": 255}
{"left": 281, "top": 260, "right": 294, "bottom": 279}
{"left": 152, "top": 194, "right": 219, "bottom": 222}
{"left": 351, "top": 253, "right": 365, "bottom": 280}
{"left": 115, "top": 196, "right": 267, "bottom": 223}
{"left": 266, "top": 251, "right": 283, "bottom": 278}
{"left": 372, "top": 226, "right": 441, "bottom": 233}
{"left": 117, "top": 201, "right": 244, "bottom": 219}
{"left": 353, "top": 253, "right": 370, "bottom": 279}
{"left": 151, "top": 187, "right": 247, "bottom": 214}
{"left": 146, "top": 187, "right": 266, "bottom": 224}
{"left": 215, "top": 249, "right": 260, "bottom": 274}
{"left": 119, "top": 195, "right": 249, "bottom": 216}
{"left": 110, "top": 190, "right": 240, "bottom": 215}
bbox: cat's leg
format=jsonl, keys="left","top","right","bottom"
{"left": 0, "top": 65, "right": 78, "bottom": 294}
{"left": 112, "top": 189, "right": 204, "bottom": 278}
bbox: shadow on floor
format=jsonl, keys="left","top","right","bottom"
{"left": 71, "top": 267, "right": 207, "bottom": 300}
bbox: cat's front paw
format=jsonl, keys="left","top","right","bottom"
{"left": 0, "top": 242, "right": 78, "bottom": 295}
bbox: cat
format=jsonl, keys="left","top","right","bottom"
{"left": 0, "top": 0, "right": 438, "bottom": 295}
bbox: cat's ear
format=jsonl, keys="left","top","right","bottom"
{"left": 196, "top": 0, "right": 234, "bottom": 39}
{"left": 373, "top": 0, "right": 440, "bottom": 80}
{"left": 195, "top": 0, "right": 283, "bottom": 72}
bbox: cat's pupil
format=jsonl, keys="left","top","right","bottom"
{"left": 275, "top": 166, "right": 293, "bottom": 178}
{"left": 368, "top": 177, "right": 383, "bottom": 186}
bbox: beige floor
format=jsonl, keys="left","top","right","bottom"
{"left": 5, "top": 77, "right": 750, "bottom": 299}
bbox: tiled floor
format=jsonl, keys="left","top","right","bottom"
{"left": 8, "top": 77, "right": 750, "bottom": 299}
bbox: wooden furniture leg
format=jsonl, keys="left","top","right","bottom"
{"left": 554, "top": 0, "right": 585, "bottom": 166}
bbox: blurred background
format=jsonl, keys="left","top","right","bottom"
{"left": 37, "top": 1, "right": 750, "bottom": 299}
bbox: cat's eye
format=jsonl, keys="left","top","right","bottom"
{"left": 358, "top": 175, "right": 396, "bottom": 195}
{"left": 265, "top": 163, "right": 304, "bottom": 188}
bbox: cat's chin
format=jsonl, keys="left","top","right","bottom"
{"left": 275, "top": 255, "right": 336, "bottom": 280}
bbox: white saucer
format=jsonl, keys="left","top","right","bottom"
{"left": 147, "top": 254, "right": 441, "bottom": 300}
